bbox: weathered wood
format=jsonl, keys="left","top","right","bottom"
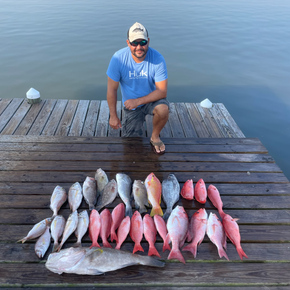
{"left": 14, "top": 100, "right": 45, "bottom": 135}
{"left": 168, "top": 103, "right": 185, "bottom": 138}
{"left": 81, "top": 100, "right": 100, "bottom": 136}
{"left": 95, "top": 100, "right": 110, "bottom": 136}
{"left": 28, "top": 99, "right": 57, "bottom": 135}
{"left": 0, "top": 98, "right": 12, "bottom": 115}
{"left": 55, "top": 99, "right": 79, "bottom": 136}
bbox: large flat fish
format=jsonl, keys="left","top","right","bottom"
{"left": 116, "top": 173, "right": 132, "bottom": 217}
{"left": 45, "top": 247, "right": 165, "bottom": 275}
{"left": 162, "top": 174, "right": 180, "bottom": 220}
{"left": 96, "top": 179, "right": 118, "bottom": 211}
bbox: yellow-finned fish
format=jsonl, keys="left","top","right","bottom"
{"left": 144, "top": 173, "right": 163, "bottom": 217}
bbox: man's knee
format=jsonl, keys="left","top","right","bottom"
{"left": 153, "top": 104, "right": 169, "bottom": 119}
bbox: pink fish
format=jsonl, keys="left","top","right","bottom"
{"left": 144, "top": 173, "right": 163, "bottom": 217}
{"left": 207, "top": 184, "right": 225, "bottom": 218}
{"left": 110, "top": 203, "right": 125, "bottom": 243}
{"left": 115, "top": 216, "right": 131, "bottom": 250}
{"left": 129, "top": 211, "right": 144, "bottom": 253}
{"left": 222, "top": 213, "right": 248, "bottom": 260}
{"left": 153, "top": 215, "right": 170, "bottom": 252}
{"left": 183, "top": 208, "right": 208, "bottom": 258}
{"left": 89, "top": 209, "right": 101, "bottom": 248}
{"left": 166, "top": 206, "right": 188, "bottom": 264}
{"left": 143, "top": 214, "right": 160, "bottom": 257}
{"left": 194, "top": 179, "right": 207, "bottom": 204}
{"left": 100, "top": 209, "right": 112, "bottom": 248}
{"left": 206, "top": 213, "right": 229, "bottom": 260}
{"left": 180, "top": 179, "right": 194, "bottom": 200}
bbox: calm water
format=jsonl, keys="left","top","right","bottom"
{"left": 1, "top": 0, "right": 290, "bottom": 179}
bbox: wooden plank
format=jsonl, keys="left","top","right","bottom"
{"left": 27, "top": 99, "right": 57, "bottom": 135}
{"left": 108, "top": 101, "right": 121, "bottom": 137}
{"left": 55, "top": 99, "right": 79, "bottom": 136}
{"left": 0, "top": 98, "right": 12, "bottom": 115}
{"left": 95, "top": 100, "right": 109, "bottom": 136}
{"left": 0, "top": 100, "right": 31, "bottom": 135}
{"left": 81, "top": 100, "right": 100, "bottom": 136}
{"left": 13, "top": 101, "right": 46, "bottom": 135}
{"left": 0, "top": 160, "right": 281, "bottom": 173}
{"left": 196, "top": 103, "right": 224, "bottom": 137}
{"left": 0, "top": 98, "right": 23, "bottom": 133}
{"left": 175, "top": 102, "right": 198, "bottom": 137}
{"left": 185, "top": 103, "right": 211, "bottom": 137}
{"left": 167, "top": 103, "right": 185, "bottom": 137}
{"left": 217, "top": 103, "right": 246, "bottom": 138}
{"left": 68, "top": 100, "right": 90, "bottom": 136}
{"left": 41, "top": 99, "right": 68, "bottom": 136}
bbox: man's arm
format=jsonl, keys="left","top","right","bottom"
{"left": 124, "top": 79, "right": 168, "bottom": 110}
{"left": 107, "top": 76, "right": 122, "bottom": 129}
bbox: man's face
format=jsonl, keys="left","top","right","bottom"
{"left": 127, "top": 38, "right": 149, "bottom": 61}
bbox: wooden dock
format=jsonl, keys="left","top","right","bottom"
{"left": 0, "top": 98, "right": 245, "bottom": 138}
{"left": 1, "top": 98, "right": 290, "bottom": 289}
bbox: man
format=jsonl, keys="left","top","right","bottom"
{"left": 106, "top": 22, "right": 169, "bottom": 155}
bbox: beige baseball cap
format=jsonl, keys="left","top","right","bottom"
{"left": 128, "top": 22, "right": 148, "bottom": 42}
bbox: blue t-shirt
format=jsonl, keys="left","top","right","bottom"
{"left": 106, "top": 47, "right": 167, "bottom": 105}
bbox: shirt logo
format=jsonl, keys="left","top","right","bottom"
{"left": 129, "top": 70, "right": 148, "bottom": 79}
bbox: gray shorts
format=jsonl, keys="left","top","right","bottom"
{"left": 122, "top": 99, "right": 169, "bottom": 137}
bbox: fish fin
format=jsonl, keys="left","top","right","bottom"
{"left": 133, "top": 243, "right": 144, "bottom": 254}
{"left": 139, "top": 205, "right": 148, "bottom": 214}
{"left": 102, "top": 240, "right": 112, "bottom": 248}
{"left": 182, "top": 243, "right": 197, "bottom": 258}
{"left": 162, "top": 241, "right": 171, "bottom": 252}
{"left": 95, "top": 204, "right": 103, "bottom": 211}
{"left": 115, "top": 243, "right": 121, "bottom": 250}
{"left": 148, "top": 245, "right": 161, "bottom": 258}
{"left": 17, "top": 238, "right": 26, "bottom": 244}
{"left": 72, "top": 241, "right": 81, "bottom": 248}
{"left": 89, "top": 204, "right": 95, "bottom": 210}
{"left": 125, "top": 205, "right": 133, "bottom": 218}
{"left": 150, "top": 206, "right": 163, "bottom": 217}
{"left": 52, "top": 242, "right": 59, "bottom": 252}
{"left": 218, "top": 248, "right": 229, "bottom": 261}
{"left": 236, "top": 246, "right": 248, "bottom": 260}
{"left": 168, "top": 248, "right": 185, "bottom": 264}
{"left": 90, "top": 242, "right": 100, "bottom": 249}
{"left": 163, "top": 209, "right": 171, "bottom": 221}
{"left": 110, "top": 231, "right": 118, "bottom": 243}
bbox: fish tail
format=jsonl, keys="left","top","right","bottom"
{"left": 102, "top": 240, "right": 112, "bottom": 248}
{"left": 237, "top": 246, "right": 248, "bottom": 260}
{"left": 219, "top": 210, "right": 226, "bottom": 220}
{"left": 162, "top": 241, "right": 171, "bottom": 252}
{"left": 72, "top": 241, "right": 81, "bottom": 248}
{"left": 89, "top": 204, "right": 95, "bottom": 211}
{"left": 90, "top": 241, "right": 101, "bottom": 249}
{"left": 163, "top": 209, "right": 171, "bottom": 221}
{"left": 168, "top": 247, "right": 185, "bottom": 264}
{"left": 133, "top": 243, "right": 144, "bottom": 254}
{"left": 125, "top": 205, "right": 133, "bottom": 218}
{"left": 150, "top": 206, "right": 163, "bottom": 217}
{"left": 16, "top": 238, "right": 26, "bottom": 244}
{"left": 182, "top": 243, "right": 197, "bottom": 258}
{"left": 139, "top": 205, "right": 147, "bottom": 214}
{"left": 218, "top": 247, "right": 229, "bottom": 261}
{"left": 52, "top": 242, "right": 60, "bottom": 252}
{"left": 115, "top": 243, "right": 121, "bottom": 250}
{"left": 56, "top": 242, "right": 63, "bottom": 252}
{"left": 148, "top": 245, "right": 161, "bottom": 258}
{"left": 110, "top": 231, "right": 118, "bottom": 243}
{"left": 139, "top": 256, "right": 165, "bottom": 268}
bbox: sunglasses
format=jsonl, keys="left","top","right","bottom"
{"left": 130, "top": 40, "right": 148, "bottom": 47}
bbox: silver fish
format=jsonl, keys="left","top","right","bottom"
{"left": 57, "top": 210, "right": 78, "bottom": 252}
{"left": 132, "top": 180, "right": 149, "bottom": 214}
{"left": 68, "top": 182, "right": 83, "bottom": 212}
{"left": 17, "top": 217, "right": 52, "bottom": 243}
{"left": 95, "top": 168, "right": 109, "bottom": 193}
{"left": 162, "top": 174, "right": 180, "bottom": 220}
{"left": 45, "top": 247, "right": 165, "bottom": 275}
{"left": 116, "top": 173, "right": 132, "bottom": 217}
{"left": 96, "top": 179, "right": 118, "bottom": 211}
{"left": 74, "top": 210, "right": 89, "bottom": 247}
{"left": 50, "top": 185, "right": 67, "bottom": 218}
{"left": 83, "top": 176, "right": 98, "bottom": 210}
{"left": 35, "top": 226, "right": 51, "bottom": 258}
{"left": 51, "top": 215, "right": 66, "bottom": 252}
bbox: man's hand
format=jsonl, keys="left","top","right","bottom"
{"left": 109, "top": 116, "right": 122, "bottom": 129}
{"left": 124, "top": 99, "right": 140, "bottom": 110}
